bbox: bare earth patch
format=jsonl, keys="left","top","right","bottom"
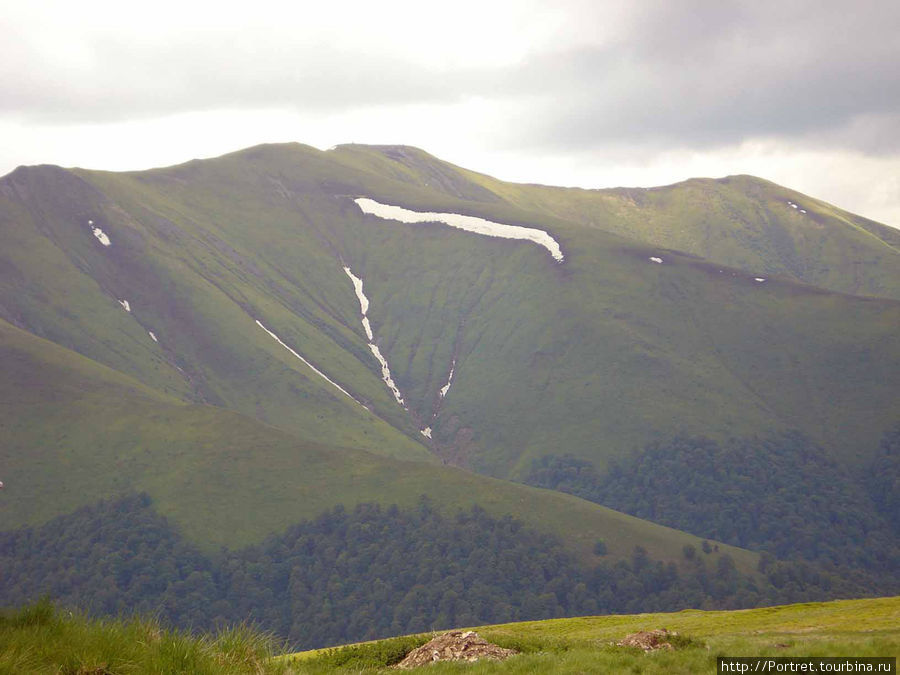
{"left": 395, "top": 631, "right": 517, "bottom": 668}
{"left": 616, "top": 628, "right": 677, "bottom": 651}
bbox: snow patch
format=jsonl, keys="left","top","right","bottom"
{"left": 148, "top": 331, "right": 158, "bottom": 342}
{"left": 344, "top": 266, "right": 369, "bottom": 314}
{"left": 344, "top": 266, "right": 407, "bottom": 409}
{"left": 754, "top": 277, "right": 766, "bottom": 282}
{"left": 119, "top": 299, "right": 131, "bottom": 312}
{"left": 355, "top": 197, "right": 564, "bottom": 263}
{"left": 255, "top": 319, "right": 363, "bottom": 407}
{"left": 421, "top": 427, "right": 432, "bottom": 439}
{"left": 92, "top": 226, "right": 111, "bottom": 246}
{"left": 439, "top": 362, "right": 455, "bottom": 399}
{"left": 800, "top": 209, "right": 807, "bottom": 214}
{"left": 369, "top": 343, "right": 406, "bottom": 408}
{"left": 649, "top": 256, "right": 663, "bottom": 264}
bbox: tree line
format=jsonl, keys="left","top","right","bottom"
{"left": 525, "top": 427, "right": 900, "bottom": 587}
{"left": 0, "top": 491, "right": 876, "bottom": 650}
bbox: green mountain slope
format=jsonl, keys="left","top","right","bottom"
{"left": 5, "top": 142, "right": 900, "bottom": 638}
{"left": 333, "top": 144, "right": 900, "bottom": 300}
{"left": 0, "top": 160, "right": 431, "bottom": 462}
{"left": 3, "top": 142, "right": 899, "bottom": 482}
{"left": 0, "top": 316, "right": 750, "bottom": 569}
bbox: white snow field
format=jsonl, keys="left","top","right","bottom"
{"left": 354, "top": 198, "right": 564, "bottom": 262}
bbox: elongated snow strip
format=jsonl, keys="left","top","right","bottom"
{"left": 92, "top": 226, "right": 111, "bottom": 246}
{"left": 355, "top": 197, "right": 564, "bottom": 262}
{"left": 345, "top": 266, "right": 370, "bottom": 315}
{"left": 343, "top": 266, "right": 407, "bottom": 409}
{"left": 439, "top": 362, "right": 455, "bottom": 399}
{"left": 369, "top": 343, "right": 406, "bottom": 408}
{"left": 256, "top": 319, "right": 363, "bottom": 407}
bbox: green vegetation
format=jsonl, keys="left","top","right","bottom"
{"left": 1, "top": 495, "right": 866, "bottom": 651}
{"left": 291, "top": 596, "right": 900, "bottom": 673}
{"left": 334, "top": 145, "right": 900, "bottom": 300}
{"left": 526, "top": 430, "right": 900, "bottom": 583}
{"left": 3, "top": 142, "right": 900, "bottom": 640}
{"left": 0, "top": 314, "right": 754, "bottom": 570}
{"left": 289, "top": 634, "right": 431, "bottom": 671}
{"left": 870, "top": 424, "right": 900, "bottom": 531}
{"left": 0, "top": 599, "right": 289, "bottom": 675}
{"left": 3, "top": 143, "right": 899, "bottom": 486}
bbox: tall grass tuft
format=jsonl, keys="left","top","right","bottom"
{"left": 0, "top": 601, "right": 291, "bottom": 674}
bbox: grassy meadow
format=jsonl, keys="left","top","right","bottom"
{"left": 289, "top": 596, "right": 900, "bottom": 673}
{"left": 3, "top": 596, "right": 896, "bottom": 674}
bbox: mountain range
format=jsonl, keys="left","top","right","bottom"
{"left": 2, "top": 142, "right": 899, "bottom": 646}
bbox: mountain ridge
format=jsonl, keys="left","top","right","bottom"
{"left": 2, "top": 140, "right": 899, "bottom": 570}
{"left": 3, "top": 143, "right": 899, "bottom": 476}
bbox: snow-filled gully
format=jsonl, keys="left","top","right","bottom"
{"left": 343, "top": 266, "right": 407, "bottom": 410}
{"left": 255, "top": 319, "right": 364, "bottom": 408}
{"left": 354, "top": 198, "right": 564, "bottom": 263}
{"left": 439, "top": 360, "right": 455, "bottom": 399}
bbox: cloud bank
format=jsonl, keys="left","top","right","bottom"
{"left": 1, "top": 0, "right": 898, "bottom": 225}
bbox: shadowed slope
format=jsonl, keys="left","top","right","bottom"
{"left": 0, "top": 316, "right": 753, "bottom": 569}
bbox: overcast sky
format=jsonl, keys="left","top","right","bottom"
{"left": 2, "top": 0, "right": 899, "bottom": 226}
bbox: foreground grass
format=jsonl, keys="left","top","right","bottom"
{"left": 290, "top": 596, "right": 900, "bottom": 673}
{"left": 4, "top": 596, "right": 897, "bottom": 673}
{"left": 0, "top": 599, "right": 290, "bottom": 675}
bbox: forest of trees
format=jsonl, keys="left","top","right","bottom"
{"left": 525, "top": 427, "right": 900, "bottom": 588}
{"left": 0, "top": 492, "right": 868, "bottom": 649}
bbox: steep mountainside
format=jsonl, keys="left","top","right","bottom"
{"left": 0, "top": 315, "right": 746, "bottom": 568}
{"left": 4, "top": 141, "right": 900, "bottom": 638}
{"left": 333, "top": 145, "right": 900, "bottom": 300}
{"left": 2, "top": 143, "right": 899, "bottom": 483}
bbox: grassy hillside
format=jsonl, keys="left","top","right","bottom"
{"left": 347, "top": 212, "right": 900, "bottom": 476}
{"left": 291, "top": 596, "right": 900, "bottom": 672}
{"left": 0, "top": 159, "right": 432, "bottom": 461}
{"left": 0, "top": 316, "right": 750, "bottom": 569}
{"left": 4, "top": 597, "right": 897, "bottom": 674}
{"left": 2, "top": 141, "right": 899, "bottom": 573}
{"left": 82, "top": 145, "right": 900, "bottom": 477}
{"left": 333, "top": 144, "right": 900, "bottom": 300}
{"left": 0, "top": 600, "right": 291, "bottom": 675}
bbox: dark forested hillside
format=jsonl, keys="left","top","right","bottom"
{"left": 0, "top": 495, "right": 867, "bottom": 649}
{"left": 870, "top": 424, "right": 900, "bottom": 531}
{"left": 525, "top": 429, "right": 900, "bottom": 585}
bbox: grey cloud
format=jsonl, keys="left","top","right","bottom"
{"left": 497, "top": 1, "right": 900, "bottom": 154}
{"left": 2, "top": 0, "right": 898, "bottom": 159}
{"left": 0, "top": 31, "right": 482, "bottom": 123}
